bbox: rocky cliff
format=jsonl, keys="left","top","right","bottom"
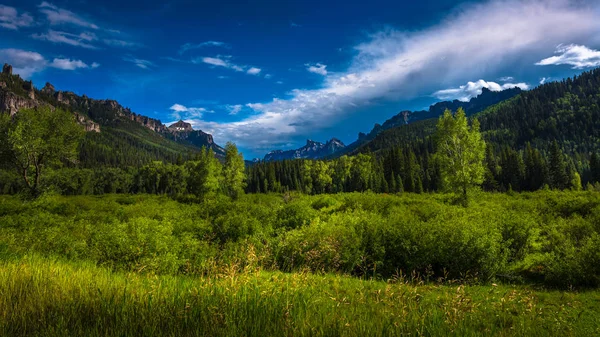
{"left": 264, "top": 138, "right": 346, "bottom": 161}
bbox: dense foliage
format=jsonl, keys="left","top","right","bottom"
{"left": 0, "top": 107, "right": 84, "bottom": 195}
{"left": 2, "top": 191, "right": 600, "bottom": 288}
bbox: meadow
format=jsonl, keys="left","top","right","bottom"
{"left": 1, "top": 191, "right": 600, "bottom": 335}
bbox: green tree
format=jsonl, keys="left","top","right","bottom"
{"left": 222, "top": 142, "right": 246, "bottom": 199}
{"left": 548, "top": 141, "right": 569, "bottom": 190}
{"left": 591, "top": 152, "right": 600, "bottom": 184}
{"left": 434, "top": 108, "right": 486, "bottom": 202}
{"left": 0, "top": 107, "right": 84, "bottom": 196}
{"left": 186, "top": 147, "right": 222, "bottom": 198}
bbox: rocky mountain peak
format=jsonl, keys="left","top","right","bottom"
{"left": 41, "top": 82, "right": 56, "bottom": 95}
{"left": 168, "top": 120, "right": 194, "bottom": 132}
{"left": 2, "top": 64, "right": 12, "bottom": 75}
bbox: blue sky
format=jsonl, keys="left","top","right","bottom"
{"left": 1, "top": 0, "right": 600, "bottom": 158}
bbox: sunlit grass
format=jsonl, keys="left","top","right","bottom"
{"left": 1, "top": 256, "right": 599, "bottom": 337}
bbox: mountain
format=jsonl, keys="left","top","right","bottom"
{"left": 0, "top": 63, "right": 223, "bottom": 167}
{"left": 356, "top": 68, "right": 600, "bottom": 156}
{"left": 335, "top": 87, "right": 523, "bottom": 157}
{"left": 167, "top": 120, "right": 225, "bottom": 156}
{"left": 264, "top": 138, "right": 345, "bottom": 161}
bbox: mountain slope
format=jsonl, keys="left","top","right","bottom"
{"left": 356, "top": 69, "right": 600, "bottom": 156}
{"left": 0, "top": 63, "right": 223, "bottom": 167}
{"left": 334, "top": 87, "right": 523, "bottom": 157}
{"left": 264, "top": 138, "right": 345, "bottom": 161}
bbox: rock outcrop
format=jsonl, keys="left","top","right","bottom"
{"left": 2, "top": 64, "right": 12, "bottom": 75}
{"left": 264, "top": 138, "right": 346, "bottom": 161}
{"left": 0, "top": 90, "right": 39, "bottom": 116}
{"left": 75, "top": 113, "right": 101, "bottom": 132}
{"left": 41, "top": 82, "right": 55, "bottom": 95}
{"left": 168, "top": 120, "right": 194, "bottom": 132}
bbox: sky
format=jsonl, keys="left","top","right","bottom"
{"left": 1, "top": 0, "right": 600, "bottom": 159}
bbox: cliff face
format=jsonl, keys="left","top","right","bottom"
{"left": 0, "top": 90, "right": 39, "bottom": 116}
{"left": 0, "top": 71, "right": 100, "bottom": 132}
{"left": 0, "top": 63, "right": 226, "bottom": 152}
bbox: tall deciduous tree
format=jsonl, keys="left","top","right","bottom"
{"left": 0, "top": 107, "right": 84, "bottom": 196}
{"left": 185, "top": 147, "right": 222, "bottom": 198}
{"left": 434, "top": 108, "right": 486, "bottom": 203}
{"left": 222, "top": 142, "right": 246, "bottom": 199}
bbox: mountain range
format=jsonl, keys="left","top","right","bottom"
{"left": 263, "top": 138, "right": 346, "bottom": 161}
{"left": 5, "top": 60, "right": 586, "bottom": 168}
{"left": 0, "top": 63, "right": 224, "bottom": 166}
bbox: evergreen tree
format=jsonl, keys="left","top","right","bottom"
{"left": 591, "top": 152, "right": 600, "bottom": 184}
{"left": 548, "top": 141, "right": 569, "bottom": 190}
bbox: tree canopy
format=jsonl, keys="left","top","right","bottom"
{"left": 0, "top": 107, "right": 84, "bottom": 196}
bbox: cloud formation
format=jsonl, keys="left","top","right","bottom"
{"left": 123, "top": 56, "right": 155, "bottom": 69}
{"left": 195, "top": 55, "right": 261, "bottom": 75}
{"left": 0, "top": 48, "right": 99, "bottom": 77}
{"left": 0, "top": 4, "right": 33, "bottom": 30}
{"left": 227, "top": 104, "right": 243, "bottom": 115}
{"left": 247, "top": 67, "right": 261, "bottom": 75}
{"left": 169, "top": 104, "right": 210, "bottom": 119}
{"left": 179, "top": 41, "right": 228, "bottom": 55}
{"left": 49, "top": 58, "right": 100, "bottom": 70}
{"left": 433, "top": 80, "right": 529, "bottom": 102}
{"left": 536, "top": 44, "right": 600, "bottom": 69}
{"left": 32, "top": 30, "right": 99, "bottom": 49}
{"left": 38, "top": 2, "right": 98, "bottom": 29}
{"left": 178, "top": 0, "right": 600, "bottom": 153}
{"left": 306, "top": 63, "right": 327, "bottom": 76}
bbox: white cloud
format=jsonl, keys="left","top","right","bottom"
{"left": 227, "top": 104, "right": 243, "bottom": 115}
{"left": 196, "top": 55, "right": 263, "bottom": 76}
{"left": 32, "top": 30, "right": 99, "bottom": 49}
{"left": 247, "top": 67, "right": 261, "bottom": 75}
{"left": 169, "top": 104, "right": 188, "bottom": 113}
{"left": 123, "top": 56, "right": 154, "bottom": 69}
{"left": 49, "top": 58, "right": 98, "bottom": 70}
{"left": 0, "top": 48, "right": 99, "bottom": 78}
{"left": 103, "top": 39, "right": 142, "bottom": 48}
{"left": 540, "top": 77, "right": 550, "bottom": 84}
{"left": 169, "top": 104, "right": 210, "bottom": 120}
{"left": 201, "top": 57, "right": 228, "bottom": 67}
{"left": 0, "top": 49, "right": 46, "bottom": 78}
{"left": 306, "top": 63, "right": 327, "bottom": 76}
{"left": 536, "top": 44, "right": 600, "bottom": 69}
{"left": 0, "top": 5, "right": 34, "bottom": 30}
{"left": 179, "top": 41, "right": 228, "bottom": 55}
{"left": 38, "top": 2, "right": 99, "bottom": 29}
{"left": 433, "top": 80, "right": 529, "bottom": 102}
{"left": 166, "top": 0, "right": 600, "bottom": 152}
{"left": 499, "top": 76, "right": 514, "bottom": 82}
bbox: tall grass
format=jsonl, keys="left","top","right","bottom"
{"left": 1, "top": 256, "right": 599, "bottom": 337}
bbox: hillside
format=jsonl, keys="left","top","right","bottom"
{"left": 0, "top": 64, "right": 224, "bottom": 167}
{"left": 355, "top": 69, "right": 600, "bottom": 156}
{"left": 333, "top": 87, "right": 523, "bottom": 157}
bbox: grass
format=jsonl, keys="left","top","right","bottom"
{"left": 2, "top": 191, "right": 600, "bottom": 335}
{"left": 0, "top": 255, "right": 599, "bottom": 337}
